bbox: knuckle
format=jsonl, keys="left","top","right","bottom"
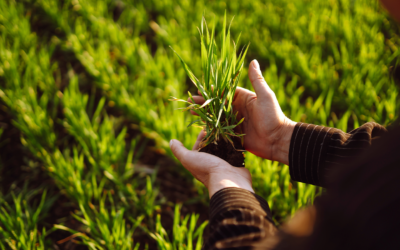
{"left": 250, "top": 73, "right": 265, "bottom": 83}
{"left": 267, "top": 88, "right": 276, "bottom": 97}
{"left": 256, "top": 74, "right": 265, "bottom": 82}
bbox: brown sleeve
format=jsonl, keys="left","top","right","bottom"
{"left": 203, "top": 187, "right": 279, "bottom": 250}
{"left": 288, "top": 122, "right": 387, "bottom": 187}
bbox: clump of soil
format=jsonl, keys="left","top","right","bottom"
{"left": 199, "top": 136, "right": 245, "bottom": 167}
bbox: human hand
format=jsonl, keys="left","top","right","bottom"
{"left": 170, "top": 130, "right": 254, "bottom": 198}
{"left": 189, "top": 60, "right": 296, "bottom": 165}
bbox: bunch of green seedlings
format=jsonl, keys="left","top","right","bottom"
{"left": 170, "top": 14, "right": 249, "bottom": 150}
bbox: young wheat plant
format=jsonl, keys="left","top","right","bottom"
{"left": 170, "top": 13, "right": 249, "bottom": 150}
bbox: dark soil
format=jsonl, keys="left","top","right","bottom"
{"left": 199, "top": 136, "right": 245, "bottom": 167}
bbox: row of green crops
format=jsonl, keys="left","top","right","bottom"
{"left": 0, "top": 1, "right": 141, "bottom": 248}
{"left": 1, "top": 0, "right": 399, "bottom": 248}
{"left": 29, "top": 0, "right": 321, "bottom": 216}
{"left": 0, "top": 1, "right": 205, "bottom": 249}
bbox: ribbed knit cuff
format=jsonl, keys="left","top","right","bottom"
{"left": 288, "top": 123, "right": 340, "bottom": 186}
{"left": 210, "top": 187, "right": 273, "bottom": 223}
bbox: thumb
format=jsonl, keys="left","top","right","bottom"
{"left": 248, "top": 60, "right": 272, "bottom": 99}
{"left": 170, "top": 139, "right": 189, "bottom": 164}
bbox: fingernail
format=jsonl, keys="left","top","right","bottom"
{"left": 169, "top": 140, "right": 174, "bottom": 148}
{"left": 253, "top": 59, "right": 260, "bottom": 71}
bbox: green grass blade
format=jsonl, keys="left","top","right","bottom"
{"left": 221, "top": 11, "right": 227, "bottom": 61}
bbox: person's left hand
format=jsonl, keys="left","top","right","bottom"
{"left": 170, "top": 130, "right": 254, "bottom": 198}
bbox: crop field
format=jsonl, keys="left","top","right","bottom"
{"left": 0, "top": 0, "right": 399, "bottom": 249}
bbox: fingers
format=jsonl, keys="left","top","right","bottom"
{"left": 188, "top": 96, "right": 205, "bottom": 115}
{"left": 170, "top": 139, "right": 189, "bottom": 164}
{"left": 187, "top": 95, "right": 205, "bottom": 104}
{"left": 170, "top": 139, "right": 202, "bottom": 174}
{"left": 248, "top": 60, "right": 272, "bottom": 99}
{"left": 192, "top": 130, "right": 206, "bottom": 150}
{"left": 170, "top": 139, "right": 225, "bottom": 172}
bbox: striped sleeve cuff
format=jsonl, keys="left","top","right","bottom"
{"left": 205, "top": 188, "right": 278, "bottom": 249}
{"left": 288, "top": 123, "right": 341, "bottom": 186}
{"left": 210, "top": 187, "right": 273, "bottom": 224}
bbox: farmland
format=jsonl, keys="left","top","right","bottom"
{"left": 0, "top": 0, "right": 399, "bottom": 249}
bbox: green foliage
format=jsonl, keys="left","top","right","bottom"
{"left": 170, "top": 13, "right": 249, "bottom": 148}
{"left": 149, "top": 205, "right": 208, "bottom": 250}
{"left": 0, "top": 0, "right": 159, "bottom": 248}
{"left": 0, "top": 0, "right": 399, "bottom": 248}
{"left": 0, "top": 190, "right": 54, "bottom": 250}
{"left": 55, "top": 193, "right": 143, "bottom": 250}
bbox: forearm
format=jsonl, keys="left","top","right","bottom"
{"left": 288, "top": 122, "right": 387, "bottom": 187}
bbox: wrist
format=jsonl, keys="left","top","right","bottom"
{"left": 272, "top": 118, "right": 296, "bottom": 165}
{"left": 207, "top": 168, "right": 254, "bottom": 198}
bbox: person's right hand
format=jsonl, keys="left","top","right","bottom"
{"left": 189, "top": 60, "right": 296, "bottom": 165}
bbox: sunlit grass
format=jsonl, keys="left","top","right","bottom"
{"left": 0, "top": 0, "right": 399, "bottom": 248}
{"left": 170, "top": 13, "right": 249, "bottom": 148}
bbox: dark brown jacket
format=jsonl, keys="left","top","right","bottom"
{"left": 204, "top": 122, "right": 400, "bottom": 250}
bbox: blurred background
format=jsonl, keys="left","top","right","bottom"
{"left": 0, "top": 0, "right": 399, "bottom": 249}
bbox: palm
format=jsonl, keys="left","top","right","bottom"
{"left": 170, "top": 133, "right": 254, "bottom": 198}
